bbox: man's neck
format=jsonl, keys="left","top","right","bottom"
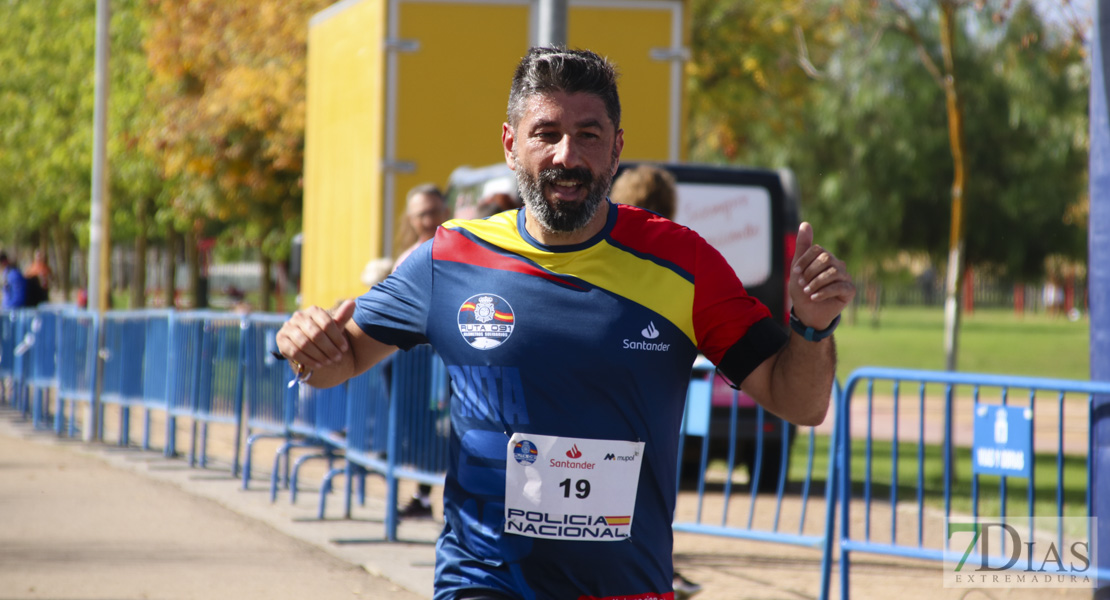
{"left": 523, "top": 203, "right": 609, "bottom": 246}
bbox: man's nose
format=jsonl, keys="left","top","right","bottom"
{"left": 552, "top": 135, "right": 584, "bottom": 169}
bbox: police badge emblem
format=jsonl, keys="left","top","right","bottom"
{"left": 458, "top": 293, "right": 515, "bottom": 349}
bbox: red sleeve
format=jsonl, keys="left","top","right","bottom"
{"left": 692, "top": 238, "right": 774, "bottom": 364}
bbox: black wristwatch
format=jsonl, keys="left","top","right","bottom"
{"left": 789, "top": 309, "right": 840, "bottom": 342}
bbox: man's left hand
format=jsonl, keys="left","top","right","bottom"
{"left": 789, "top": 222, "right": 855, "bottom": 331}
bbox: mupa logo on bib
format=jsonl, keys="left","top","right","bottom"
{"left": 458, "top": 294, "right": 515, "bottom": 349}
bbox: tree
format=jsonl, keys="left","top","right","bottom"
{"left": 145, "top": 0, "right": 332, "bottom": 311}
{"left": 687, "top": 0, "right": 1089, "bottom": 367}
{"left": 0, "top": 0, "right": 165, "bottom": 304}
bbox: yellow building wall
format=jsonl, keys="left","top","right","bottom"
{"left": 391, "top": 1, "right": 531, "bottom": 257}
{"left": 302, "top": 0, "right": 686, "bottom": 307}
{"left": 302, "top": 0, "right": 387, "bottom": 309}
{"left": 569, "top": 3, "right": 680, "bottom": 162}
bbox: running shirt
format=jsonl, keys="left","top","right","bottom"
{"left": 354, "top": 201, "right": 787, "bottom": 600}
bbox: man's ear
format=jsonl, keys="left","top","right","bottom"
{"left": 502, "top": 123, "right": 516, "bottom": 170}
{"left": 610, "top": 128, "right": 625, "bottom": 177}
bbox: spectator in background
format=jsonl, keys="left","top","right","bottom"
{"left": 394, "top": 183, "right": 450, "bottom": 520}
{"left": 394, "top": 184, "right": 449, "bottom": 268}
{"left": 0, "top": 252, "right": 27, "bottom": 309}
{"left": 226, "top": 286, "right": 252, "bottom": 314}
{"left": 472, "top": 191, "right": 522, "bottom": 219}
{"left": 24, "top": 249, "right": 52, "bottom": 294}
{"left": 610, "top": 163, "right": 677, "bottom": 220}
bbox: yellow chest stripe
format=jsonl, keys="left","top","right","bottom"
{"left": 446, "top": 215, "right": 696, "bottom": 345}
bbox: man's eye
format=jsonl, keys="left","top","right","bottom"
{"left": 536, "top": 131, "right": 560, "bottom": 141}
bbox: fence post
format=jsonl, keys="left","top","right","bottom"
{"left": 1089, "top": 2, "right": 1110, "bottom": 597}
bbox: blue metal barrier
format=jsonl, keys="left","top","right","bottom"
{"left": 837, "top": 367, "right": 1110, "bottom": 597}
{"left": 138, "top": 310, "right": 172, "bottom": 451}
{"left": 0, "top": 310, "right": 16, "bottom": 406}
{"left": 56, "top": 310, "right": 98, "bottom": 438}
{"left": 285, "top": 383, "right": 348, "bottom": 503}
{"left": 191, "top": 312, "right": 247, "bottom": 471}
{"left": 99, "top": 310, "right": 151, "bottom": 445}
{"left": 322, "top": 363, "right": 391, "bottom": 520}
{"left": 673, "top": 361, "right": 839, "bottom": 600}
{"left": 160, "top": 311, "right": 247, "bottom": 470}
{"left": 241, "top": 313, "right": 299, "bottom": 489}
{"left": 317, "top": 346, "right": 449, "bottom": 534}
{"left": 27, "top": 308, "right": 60, "bottom": 430}
{"left": 381, "top": 345, "right": 450, "bottom": 539}
{"left": 7, "top": 310, "right": 40, "bottom": 423}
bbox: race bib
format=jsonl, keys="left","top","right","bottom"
{"left": 504, "top": 432, "right": 645, "bottom": 541}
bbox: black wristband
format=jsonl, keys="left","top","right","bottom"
{"left": 789, "top": 308, "right": 840, "bottom": 342}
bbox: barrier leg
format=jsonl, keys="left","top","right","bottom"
{"left": 54, "top": 393, "right": 65, "bottom": 436}
{"left": 291, "top": 450, "right": 335, "bottom": 504}
{"left": 270, "top": 439, "right": 319, "bottom": 502}
{"left": 188, "top": 420, "right": 198, "bottom": 468}
{"left": 67, "top": 399, "right": 77, "bottom": 438}
{"left": 165, "top": 415, "right": 177, "bottom": 457}
{"left": 199, "top": 422, "right": 209, "bottom": 469}
{"left": 142, "top": 408, "right": 152, "bottom": 450}
{"left": 120, "top": 406, "right": 131, "bottom": 447}
{"left": 318, "top": 465, "right": 347, "bottom": 520}
{"left": 31, "top": 387, "right": 42, "bottom": 429}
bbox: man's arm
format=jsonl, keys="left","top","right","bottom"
{"left": 739, "top": 222, "right": 855, "bottom": 426}
{"left": 274, "top": 299, "right": 398, "bottom": 389}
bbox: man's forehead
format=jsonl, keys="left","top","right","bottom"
{"left": 519, "top": 91, "right": 614, "bottom": 128}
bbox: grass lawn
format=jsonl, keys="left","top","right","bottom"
{"left": 834, "top": 306, "right": 1090, "bottom": 381}
{"left": 789, "top": 434, "right": 1089, "bottom": 524}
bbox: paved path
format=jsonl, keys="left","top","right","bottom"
{"left": 0, "top": 405, "right": 1093, "bottom": 600}
{"left": 0, "top": 408, "right": 432, "bottom": 600}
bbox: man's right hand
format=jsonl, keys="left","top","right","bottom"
{"left": 276, "top": 299, "right": 356, "bottom": 370}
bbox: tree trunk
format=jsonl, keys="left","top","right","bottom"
{"left": 186, "top": 228, "right": 200, "bottom": 309}
{"left": 939, "top": 1, "right": 967, "bottom": 372}
{"left": 55, "top": 224, "right": 73, "bottom": 302}
{"left": 130, "top": 198, "right": 148, "bottom": 309}
{"left": 164, "top": 228, "right": 178, "bottom": 308}
{"left": 260, "top": 253, "right": 273, "bottom": 313}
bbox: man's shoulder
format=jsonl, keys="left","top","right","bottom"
{"left": 610, "top": 203, "right": 708, "bottom": 275}
{"left": 436, "top": 210, "right": 523, "bottom": 251}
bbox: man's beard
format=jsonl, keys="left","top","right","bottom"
{"left": 516, "top": 158, "right": 614, "bottom": 234}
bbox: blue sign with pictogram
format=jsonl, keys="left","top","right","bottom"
{"left": 972, "top": 404, "right": 1033, "bottom": 478}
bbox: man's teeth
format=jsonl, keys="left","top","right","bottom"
{"left": 554, "top": 180, "right": 579, "bottom": 187}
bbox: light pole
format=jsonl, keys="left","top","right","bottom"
{"left": 85, "top": 0, "right": 111, "bottom": 441}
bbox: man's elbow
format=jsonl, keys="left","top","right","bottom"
{"left": 794, "top": 394, "right": 831, "bottom": 427}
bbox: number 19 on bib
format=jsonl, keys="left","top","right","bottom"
{"left": 504, "top": 432, "right": 646, "bottom": 541}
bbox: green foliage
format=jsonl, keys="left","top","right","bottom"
{"left": 0, "top": 0, "right": 162, "bottom": 255}
{"left": 0, "top": 1, "right": 95, "bottom": 247}
{"left": 145, "top": 0, "right": 333, "bottom": 262}
{"left": 688, "top": 0, "right": 1089, "bottom": 282}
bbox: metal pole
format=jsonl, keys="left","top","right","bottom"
{"left": 85, "top": 0, "right": 111, "bottom": 441}
{"left": 536, "top": 0, "right": 567, "bottom": 48}
{"left": 1090, "top": 0, "right": 1110, "bottom": 596}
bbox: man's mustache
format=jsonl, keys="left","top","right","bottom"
{"left": 538, "top": 167, "right": 593, "bottom": 186}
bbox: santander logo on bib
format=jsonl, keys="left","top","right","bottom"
{"left": 566, "top": 444, "right": 582, "bottom": 459}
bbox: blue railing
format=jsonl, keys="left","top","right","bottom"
{"left": 673, "top": 360, "right": 839, "bottom": 600}
{"left": 7, "top": 305, "right": 1110, "bottom": 597}
{"left": 836, "top": 367, "right": 1110, "bottom": 597}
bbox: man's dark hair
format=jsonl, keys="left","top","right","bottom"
{"left": 0, "top": 252, "right": 9, "bottom": 265}
{"left": 507, "top": 47, "right": 621, "bottom": 130}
